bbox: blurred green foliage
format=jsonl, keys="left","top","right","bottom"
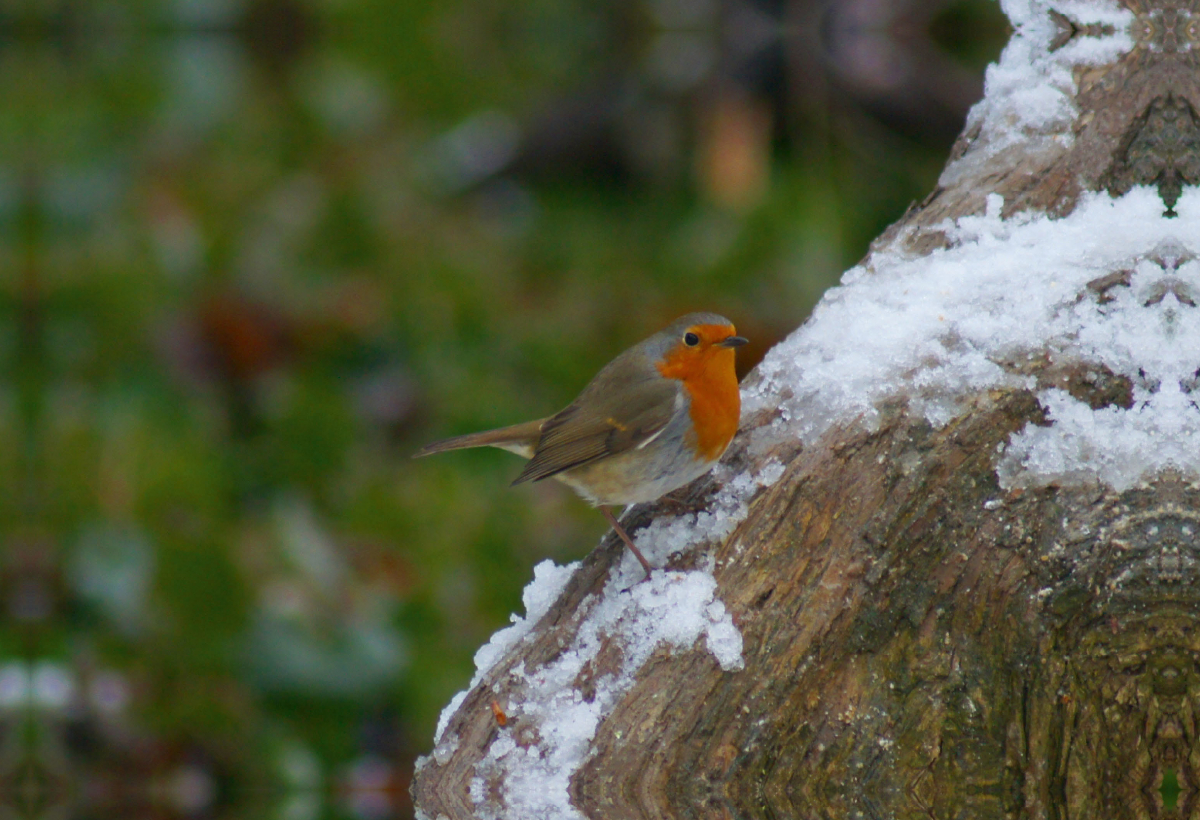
{"left": 0, "top": 0, "right": 1006, "bottom": 816}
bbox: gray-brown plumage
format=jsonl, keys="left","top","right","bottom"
{"left": 415, "top": 313, "right": 748, "bottom": 575}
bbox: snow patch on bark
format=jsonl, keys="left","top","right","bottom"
{"left": 942, "top": 0, "right": 1133, "bottom": 185}
{"left": 748, "top": 187, "right": 1200, "bottom": 492}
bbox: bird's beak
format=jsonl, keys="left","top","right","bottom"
{"left": 717, "top": 335, "right": 749, "bottom": 348}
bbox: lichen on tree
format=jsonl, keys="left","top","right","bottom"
{"left": 413, "top": 1, "right": 1200, "bottom": 817}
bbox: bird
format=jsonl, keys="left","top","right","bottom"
{"left": 415, "top": 313, "right": 748, "bottom": 577}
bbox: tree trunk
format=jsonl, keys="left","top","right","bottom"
{"left": 414, "top": 1, "right": 1200, "bottom": 818}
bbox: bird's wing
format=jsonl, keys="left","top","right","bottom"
{"left": 511, "top": 369, "right": 681, "bottom": 485}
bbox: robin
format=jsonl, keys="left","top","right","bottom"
{"left": 416, "top": 313, "right": 747, "bottom": 576}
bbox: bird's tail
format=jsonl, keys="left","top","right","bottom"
{"left": 414, "top": 419, "right": 544, "bottom": 459}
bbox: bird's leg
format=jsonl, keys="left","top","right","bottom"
{"left": 600, "top": 506, "right": 653, "bottom": 579}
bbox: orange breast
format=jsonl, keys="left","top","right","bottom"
{"left": 657, "top": 343, "right": 741, "bottom": 461}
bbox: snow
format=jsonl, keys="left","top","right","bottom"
{"left": 750, "top": 186, "right": 1200, "bottom": 493}
{"left": 427, "top": 550, "right": 753, "bottom": 820}
{"left": 432, "top": 560, "right": 577, "bottom": 746}
{"left": 941, "top": 0, "right": 1132, "bottom": 186}
{"left": 468, "top": 567, "right": 746, "bottom": 820}
{"left": 420, "top": 1, "right": 1188, "bottom": 816}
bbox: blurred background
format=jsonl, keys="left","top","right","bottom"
{"left": 0, "top": 0, "right": 1006, "bottom": 816}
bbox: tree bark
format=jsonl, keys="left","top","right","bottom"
{"left": 414, "top": 1, "right": 1200, "bottom": 818}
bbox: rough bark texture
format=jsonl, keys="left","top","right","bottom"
{"left": 414, "top": 2, "right": 1200, "bottom": 818}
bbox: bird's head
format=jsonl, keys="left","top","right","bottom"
{"left": 654, "top": 314, "right": 747, "bottom": 382}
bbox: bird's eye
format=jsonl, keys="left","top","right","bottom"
{"left": 683, "top": 332, "right": 700, "bottom": 347}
